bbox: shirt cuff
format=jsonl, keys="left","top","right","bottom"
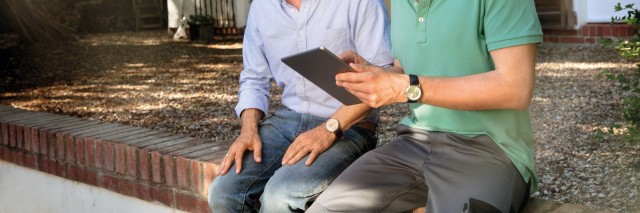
{"left": 235, "top": 90, "right": 270, "bottom": 117}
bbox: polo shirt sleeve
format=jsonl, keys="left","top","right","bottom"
{"left": 484, "top": 0, "right": 543, "bottom": 51}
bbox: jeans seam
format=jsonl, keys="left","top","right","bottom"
{"left": 243, "top": 149, "right": 288, "bottom": 212}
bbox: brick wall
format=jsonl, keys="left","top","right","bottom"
{"left": 543, "top": 23, "right": 636, "bottom": 44}
{"left": 0, "top": 105, "right": 222, "bottom": 213}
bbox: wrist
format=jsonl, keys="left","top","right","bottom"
{"left": 396, "top": 74, "right": 411, "bottom": 103}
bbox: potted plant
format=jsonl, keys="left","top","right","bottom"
{"left": 188, "top": 14, "right": 214, "bottom": 41}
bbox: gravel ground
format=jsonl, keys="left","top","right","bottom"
{"left": 1, "top": 31, "right": 639, "bottom": 212}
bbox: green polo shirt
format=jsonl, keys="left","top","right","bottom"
{"left": 391, "top": 0, "right": 543, "bottom": 192}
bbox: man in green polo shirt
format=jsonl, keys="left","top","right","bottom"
{"left": 307, "top": 0, "right": 542, "bottom": 212}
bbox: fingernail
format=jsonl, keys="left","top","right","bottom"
{"left": 256, "top": 157, "right": 262, "bottom": 162}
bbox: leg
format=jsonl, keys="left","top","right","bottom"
{"left": 308, "top": 125, "right": 429, "bottom": 213}
{"left": 259, "top": 125, "right": 377, "bottom": 212}
{"left": 208, "top": 110, "right": 300, "bottom": 213}
{"left": 423, "top": 132, "right": 529, "bottom": 213}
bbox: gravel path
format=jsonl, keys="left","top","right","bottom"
{"left": 1, "top": 31, "right": 638, "bottom": 212}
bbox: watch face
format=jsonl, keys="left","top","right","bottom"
{"left": 406, "top": 85, "right": 422, "bottom": 101}
{"left": 325, "top": 118, "right": 340, "bottom": 132}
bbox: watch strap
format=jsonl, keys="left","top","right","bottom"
{"left": 409, "top": 74, "right": 419, "bottom": 86}
{"left": 408, "top": 74, "right": 420, "bottom": 103}
{"left": 333, "top": 127, "right": 344, "bottom": 139}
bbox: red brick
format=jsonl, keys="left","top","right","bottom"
{"left": 133, "top": 183, "right": 153, "bottom": 202}
{"left": 38, "top": 130, "right": 48, "bottom": 156}
{"left": 23, "top": 126, "right": 31, "bottom": 151}
{"left": 10, "top": 150, "right": 25, "bottom": 166}
{"left": 30, "top": 128, "right": 39, "bottom": 154}
{"left": 138, "top": 136, "right": 193, "bottom": 151}
{"left": 100, "top": 174, "right": 119, "bottom": 193}
{"left": 580, "top": 26, "right": 589, "bottom": 36}
{"left": 588, "top": 25, "right": 596, "bottom": 37}
{"left": 115, "top": 143, "right": 127, "bottom": 175}
{"left": 126, "top": 146, "right": 137, "bottom": 177}
{"left": 139, "top": 149, "right": 150, "bottom": 180}
{"left": 0, "top": 147, "right": 8, "bottom": 161}
{"left": 23, "top": 154, "right": 37, "bottom": 169}
{"left": 127, "top": 132, "right": 180, "bottom": 148}
{"left": 176, "top": 193, "right": 210, "bottom": 213}
{"left": 67, "top": 164, "right": 82, "bottom": 182}
{"left": 151, "top": 151, "right": 163, "bottom": 183}
{"left": 163, "top": 155, "right": 176, "bottom": 187}
{"left": 150, "top": 186, "right": 174, "bottom": 207}
{"left": 55, "top": 133, "right": 65, "bottom": 160}
{"left": 177, "top": 143, "right": 218, "bottom": 159}
{"left": 65, "top": 134, "right": 76, "bottom": 163}
{"left": 75, "top": 138, "right": 85, "bottom": 164}
{"left": 16, "top": 125, "right": 24, "bottom": 149}
{"left": 625, "top": 25, "right": 635, "bottom": 36}
{"left": 9, "top": 124, "right": 16, "bottom": 147}
{"left": 202, "top": 162, "right": 218, "bottom": 197}
{"left": 585, "top": 37, "right": 596, "bottom": 44}
{"left": 601, "top": 26, "right": 612, "bottom": 36}
{"left": 117, "top": 178, "right": 135, "bottom": 198}
{"left": 101, "top": 174, "right": 135, "bottom": 198}
{"left": 37, "top": 158, "right": 56, "bottom": 175}
{"left": 559, "top": 37, "right": 585, "bottom": 44}
{"left": 84, "top": 170, "right": 99, "bottom": 186}
{"left": 67, "top": 165, "right": 98, "bottom": 186}
{"left": 45, "top": 131, "right": 58, "bottom": 158}
{"left": 38, "top": 157, "right": 66, "bottom": 177}
{"left": 1, "top": 122, "right": 8, "bottom": 145}
{"left": 176, "top": 156, "right": 190, "bottom": 190}
{"left": 83, "top": 139, "right": 95, "bottom": 168}
{"left": 190, "top": 160, "right": 203, "bottom": 195}
{"left": 104, "top": 142, "right": 115, "bottom": 172}
{"left": 612, "top": 26, "right": 621, "bottom": 37}
{"left": 94, "top": 139, "right": 105, "bottom": 169}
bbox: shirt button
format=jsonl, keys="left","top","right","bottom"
{"left": 299, "top": 30, "right": 304, "bottom": 36}
{"left": 418, "top": 17, "right": 425, "bottom": 22}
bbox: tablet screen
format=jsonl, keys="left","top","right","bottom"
{"left": 281, "top": 47, "right": 362, "bottom": 105}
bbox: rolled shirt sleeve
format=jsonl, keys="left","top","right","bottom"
{"left": 234, "top": 8, "right": 272, "bottom": 117}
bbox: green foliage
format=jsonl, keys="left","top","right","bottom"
{"left": 188, "top": 14, "right": 214, "bottom": 25}
{"left": 600, "top": 3, "right": 640, "bottom": 142}
{"left": 612, "top": 3, "right": 640, "bottom": 26}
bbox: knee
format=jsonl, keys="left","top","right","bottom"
{"left": 260, "top": 178, "right": 311, "bottom": 211}
{"left": 208, "top": 176, "right": 237, "bottom": 212}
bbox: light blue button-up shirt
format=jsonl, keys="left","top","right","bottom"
{"left": 235, "top": 0, "right": 393, "bottom": 121}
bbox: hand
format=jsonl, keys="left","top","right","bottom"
{"left": 338, "top": 50, "right": 371, "bottom": 65}
{"left": 336, "top": 63, "right": 408, "bottom": 108}
{"left": 282, "top": 125, "right": 336, "bottom": 166}
{"left": 217, "top": 130, "right": 262, "bottom": 175}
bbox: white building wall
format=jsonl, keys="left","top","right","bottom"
{"left": 167, "top": 0, "right": 249, "bottom": 29}
{"left": 0, "top": 161, "right": 185, "bottom": 213}
{"left": 575, "top": 0, "right": 640, "bottom": 28}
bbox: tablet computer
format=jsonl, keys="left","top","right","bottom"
{"left": 281, "top": 47, "right": 362, "bottom": 105}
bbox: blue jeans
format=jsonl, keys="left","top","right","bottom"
{"left": 208, "top": 108, "right": 376, "bottom": 213}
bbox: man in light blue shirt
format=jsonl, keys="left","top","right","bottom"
{"left": 207, "top": 0, "right": 392, "bottom": 212}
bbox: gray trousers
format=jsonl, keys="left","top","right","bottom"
{"left": 308, "top": 124, "right": 530, "bottom": 213}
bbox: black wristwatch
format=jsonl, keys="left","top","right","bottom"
{"left": 405, "top": 74, "right": 422, "bottom": 103}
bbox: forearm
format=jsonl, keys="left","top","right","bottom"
{"left": 400, "top": 44, "right": 537, "bottom": 110}
{"left": 415, "top": 71, "right": 534, "bottom": 110}
{"left": 330, "top": 103, "right": 373, "bottom": 131}
{"left": 239, "top": 108, "right": 263, "bottom": 133}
